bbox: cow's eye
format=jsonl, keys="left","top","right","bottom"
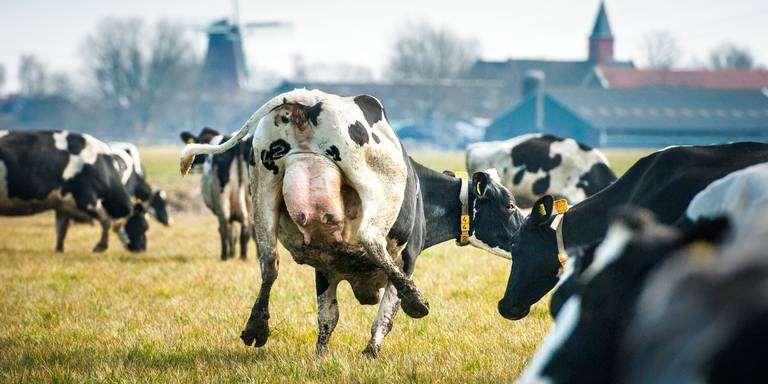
{"left": 281, "top": 115, "right": 290, "bottom": 124}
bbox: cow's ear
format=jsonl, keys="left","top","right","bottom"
{"left": 532, "top": 195, "right": 554, "bottom": 225}
{"left": 681, "top": 216, "right": 731, "bottom": 246}
{"left": 180, "top": 132, "right": 196, "bottom": 144}
{"left": 443, "top": 170, "right": 456, "bottom": 177}
{"left": 472, "top": 171, "right": 493, "bottom": 199}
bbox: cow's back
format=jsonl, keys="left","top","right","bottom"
{"left": 467, "top": 134, "right": 614, "bottom": 207}
{"left": 0, "top": 131, "right": 69, "bottom": 202}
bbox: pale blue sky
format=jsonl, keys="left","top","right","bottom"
{"left": 1, "top": 0, "right": 766, "bottom": 91}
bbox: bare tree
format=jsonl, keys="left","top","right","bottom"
{"left": 82, "top": 18, "right": 198, "bottom": 133}
{"left": 709, "top": 42, "right": 756, "bottom": 70}
{"left": 388, "top": 20, "right": 479, "bottom": 81}
{"left": 18, "top": 54, "right": 49, "bottom": 96}
{"left": 639, "top": 30, "right": 682, "bottom": 70}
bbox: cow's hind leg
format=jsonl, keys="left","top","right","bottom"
{"left": 363, "top": 283, "right": 399, "bottom": 358}
{"left": 239, "top": 221, "right": 251, "bottom": 260}
{"left": 54, "top": 210, "right": 70, "bottom": 253}
{"left": 358, "top": 233, "right": 428, "bottom": 319}
{"left": 315, "top": 271, "right": 340, "bottom": 356}
{"left": 241, "top": 175, "right": 282, "bottom": 348}
{"left": 216, "top": 215, "right": 232, "bottom": 260}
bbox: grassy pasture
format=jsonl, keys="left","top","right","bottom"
{"left": 0, "top": 147, "right": 649, "bottom": 383}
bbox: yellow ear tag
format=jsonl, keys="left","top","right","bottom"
{"left": 538, "top": 204, "right": 547, "bottom": 216}
{"left": 454, "top": 171, "right": 468, "bottom": 179}
{"left": 132, "top": 197, "right": 144, "bottom": 205}
{"left": 186, "top": 138, "right": 195, "bottom": 144}
{"left": 553, "top": 199, "right": 569, "bottom": 214}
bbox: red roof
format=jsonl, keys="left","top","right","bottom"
{"left": 598, "top": 67, "right": 768, "bottom": 90}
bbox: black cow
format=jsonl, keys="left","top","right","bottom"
{"left": 54, "top": 142, "right": 170, "bottom": 252}
{"left": 467, "top": 134, "right": 616, "bottom": 207}
{"left": 517, "top": 209, "right": 729, "bottom": 384}
{"left": 498, "top": 142, "right": 768, "bottom": 320}
{"left": 179, "top": 127, "right": 254, "bottom": 260}
{"left": 0, "top": 130, "right": 147, "bottom": 252}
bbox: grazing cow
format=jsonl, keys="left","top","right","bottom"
{"left": 179, "top": 127, "right": 254, "bottom": 260}
{"left": 0, "top": 130, "right": 148, "bottom": 252}
{"left": 54, "top": 141, "right": 170, "bottom": 252}
{"left": 498, "top": 142, "right": 768, "bottom": 320}
{"left": 179, "top": 89, "right": 521, "bottom": 357}
{"left": 517, "top": 210, "right": 729, "bottom": 384}
{"left": 466, "top": 134, "right": 616, "bottom": 207}
{"left": 624, "top": 162, "right": 768, "bottom": 383}
{"left": 519, "top": 162, "right": 768, "bottom": 383}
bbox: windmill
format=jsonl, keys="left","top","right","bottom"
{"left": 200, "top": 0, "right": 291, "bottom": 92}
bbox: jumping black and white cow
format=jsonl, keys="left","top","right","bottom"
{"left": 0, "top": 130, "right": 148, "bottom": 252}
{"left": 497, "top": 142, "right": 768, "bottom": 320}
{"left": 179, "top": 89, "right": 521, "bottom": 357}
{"left": 53, "top": 141, "right": 170, "bottom": 252}
{"left": 466, "top": 134, "right": 616, "bottom": 207}
{"left": 179, "top": 127, "right": 254, "bottom": 260}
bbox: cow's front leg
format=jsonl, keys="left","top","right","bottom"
{"left": 363, "top": 282, "right": 399, "bottom": 358}
{"left": 92, "top": 209, "right": 111, "bottom": 253}
{"left": 54, "top": 210, "right": 70, "bottom": 253}
{"left": 358, "top": 233, "right": 428, "bottom": 318}
{"left": 240, "top": 174, "right": 282, "bottom": 348}
{"left": 315, "top": 271, "right": 339, "bottom": 356}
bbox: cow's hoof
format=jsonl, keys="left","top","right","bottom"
{"left": 362, "top": 344, "right": 380, "bottom": 359}
{"left": 315, "top": 343, "right": 329, "bottom": 357}
{"left": 240, "top": 314, "right": 270, "bottom": 347}
{"left": 92, "top": 244, "right": 107, "bottom": 253}
{"left": 55, "top": 248, "right": 64, "bottom": 253}
{"left": 398, "top": 289, "right": 429, "bottom": 319}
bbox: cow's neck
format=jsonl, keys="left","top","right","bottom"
{"left": 411, "top": 161, "right": 464, "bottom": 248}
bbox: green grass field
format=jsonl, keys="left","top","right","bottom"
{"left": 0, "top": 148, "right": 649, "bottom": 383}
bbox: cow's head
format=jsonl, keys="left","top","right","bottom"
{"left": 148, "top": 189, "right": 170, "bottom": 226}
{"left": 468, "top": 170, "right": 525, "bottom": 258}
{"left": 517, "top": 209, "right": 729, "bottom": 384}
{"left": 498, "top": 195, "right": 562, "bottom": 320}
{"left": 115, "top": 202, "right": 149, "bottom": 252}
{"left": 179, "top": 127, "right": 221, "bottom": 168}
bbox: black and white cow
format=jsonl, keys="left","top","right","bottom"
{"left": 497, "top": 142, "right": 768, "bottom": 320}
{"left": 179, "top": 127, "right": 254, "bottom": 260}
{"left": 179, "top": 89, "right": 521, "bottom": 357}
{"left": 466, "top": 134, "right": 616, "bottom": 207}
{"left": 0, "top": 130, "right": 148, "bottom": 252}
{"left": 518, "top": 161, "right": 768, "bottom": 383}
{"left": 54, "top": 141, "right": 170, "bottom": 252}
{"left": 517, "top": 209, "right": 729, "bottom": 384}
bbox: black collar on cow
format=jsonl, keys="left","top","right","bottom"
{"left": 454, "top": 171, "right": 473, "bottom": 246}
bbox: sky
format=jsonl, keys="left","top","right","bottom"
{"left": 1, "top": 0, "right": 767, "bottom": 91}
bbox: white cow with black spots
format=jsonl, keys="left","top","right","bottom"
{"left": 179, "top": 89, "right": 526, "bottom": 357}
{"left": 467, "top": 134, "right": 616, "bottom": 207}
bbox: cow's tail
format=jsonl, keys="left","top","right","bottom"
{"left": 180, "top": 93, "right": 287, "bottom": 176}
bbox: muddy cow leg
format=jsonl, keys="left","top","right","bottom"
{"left": 240, "top": 173, "right": 282, "bottom": 348}
{"left": 315, "top": 271, "right": 340, "bottom": 356}
{"left": 358, "top": 227, "right": 428, "bottom": 319}
{"left": 363, "top": 283, "right": 399, "bottom": 358}
{"left": 54, "top": 210, "right": 71, "bottom": 253}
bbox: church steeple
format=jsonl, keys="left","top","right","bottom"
{"left": 588, "top": 2, "right": 615, "bottom": 64}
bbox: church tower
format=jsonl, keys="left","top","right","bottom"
{"left": 588, "top": 2, "right": 615, "bottom": 64}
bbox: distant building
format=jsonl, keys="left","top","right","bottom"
{"left": 201, "top": 20, "right": 248, "bottom": 92}
{"left": 485, "top": 81, "right": 768, "bottom": 147}
{"left": 469, "top": 2, "right": 634, "bottom": 103}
